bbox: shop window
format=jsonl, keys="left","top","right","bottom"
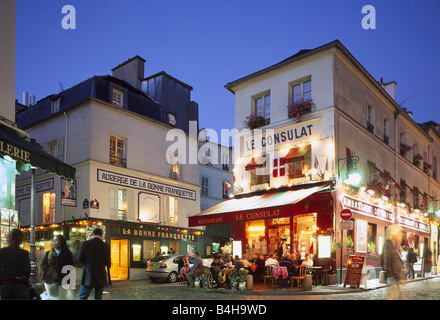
{"left": 42, "top": 192, "right": 56, "bottom": 224}
{"left": 245, "top": 220, "right": 267, "bottom": 258}
{"left": 367, "top": 223, "right": 377, "bottom": 254}
{"left": 143, "top": 240, "right": 160, "bottom": 261}
{"left": 294, "top": 214, "right": 316, "bottom": 259}
{"left": 356, "top": 220, "right": 367, "bottom": 253}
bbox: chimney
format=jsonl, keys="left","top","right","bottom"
{"left": 111, "top": 55, "right": 146, "bottom": 90}
{"left": 29, "top": 94, "right": 36, "bottom": 106}
{"left": 22, "top": 91, "right": 29, "bottom": 106}
{"left": 380, "top": 78, "right": 397, "bottom": 100}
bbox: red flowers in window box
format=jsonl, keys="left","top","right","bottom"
{"left": 287, "top": 98, "right": 314, "bottom": 121}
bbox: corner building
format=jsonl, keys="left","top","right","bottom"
{"left": 189, "top": 40, "right": 440, "bottom": 282}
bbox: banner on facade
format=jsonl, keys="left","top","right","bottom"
{"left": 97, "top": 169, "right": 196, "bottom": 201}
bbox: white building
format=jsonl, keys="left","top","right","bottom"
{"left": 16, "top": 56, "right": 204, "bottom": 280}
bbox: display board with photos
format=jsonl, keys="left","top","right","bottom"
{"left": 1, "top": 208, "right": 18, "bottom": 248}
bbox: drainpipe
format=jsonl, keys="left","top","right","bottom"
{"left": 63, "top": 112, "right": 69, "bottom": 222}
{"left": 394, "top": 110, "right": 401, "bottom": 198}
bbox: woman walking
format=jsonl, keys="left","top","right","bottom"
{"left": 40, "top": 235, "right": 74, "bottom": 299}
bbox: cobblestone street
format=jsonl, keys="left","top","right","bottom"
{"left": 103, "top": 276, "right": 440, "bottom": 301}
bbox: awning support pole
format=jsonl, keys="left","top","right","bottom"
{"left": 29, "top": 168, "right": 38, "bottom": 285}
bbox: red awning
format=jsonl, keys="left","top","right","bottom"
{"left": 245, "top": 156, "right": 267, "bottom": 170}
{"left": 284, "top": 146, "right": 310, "bottom": 163}
{"left": 188, "top": 183, "right": 329, "bottom": 227}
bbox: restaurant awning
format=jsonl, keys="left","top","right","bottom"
{"left": 188, "top": 183, "right": 330, "bottom": 227}
{"left": 0, "top": 125, "right": 76, "bottom": 181}
{"left": 284, "top": 146, "right": 310, "bottom": 163}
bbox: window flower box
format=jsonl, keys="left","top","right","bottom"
{"left": 413, "top": 154, "right": 424, "bottom": 167}
{"left": 366, "top": 181, "right": 388, "bottom": 198}
{"left": 423, "top": 162, "right": 432, "bottom": 173}
{"left": 400, "top": 143, "right": 412, "bottom": 157}
{"left": 287, "top": 98, "right": 314, "bottom": 121}
{"left": 243, "top": 113, "right": 267, "bottom": 129}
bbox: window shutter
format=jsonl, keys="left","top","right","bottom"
{"left": 109, "top": 188, "right": 118, "bottom": 219}
{"left": 56, "top": 137, "right": 64, "bottom": 161}
{"left": 127, "top": 189, "right": 134, "bottom": 221}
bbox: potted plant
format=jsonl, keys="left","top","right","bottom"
{"left": 226, "top": 268, "right": 239, "bottom": 290}
{"left": 423, "top": 162, "right": 432, "bottom": 173}
{"left": 367, "top": 241, "right": 376, "bottom": 256}
{"left": 347, "top": 235, "right": 354, "bottom": 254}
{"left": 194, "top": 267, "right": 203, "bottom": 288}
{"left": 413, "top": 154, "right": 424, "bottom": 167}
{"left": 287, "top": 98, "right": 315, "bottom": 121}
{"left": 331, "top": 241, "right": 343, "bottom": 254}
{"left": 243, "top": 113, "right": 267, "bottom": 129}
{"left": 202, "top": 267, "right": 211, "bottom": 288}
{"left": 238, "top": 268, "right": 248, "bottom": 290}
{"left": 366, "top": 181, "right": 388, "bottom": 198}
{"left": 400, "top": 143, "right": 412, "bottom": 157}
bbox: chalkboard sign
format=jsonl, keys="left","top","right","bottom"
{"left": 343, "top": 255, "right": 365, "bottom": 288}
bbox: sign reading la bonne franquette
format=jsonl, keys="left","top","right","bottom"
{"left": 97, "top": 169, "right": 196, "bottom": 201}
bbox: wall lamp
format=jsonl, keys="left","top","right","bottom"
{"left": 338, "top": 155, "right": 362, "bottom": 186}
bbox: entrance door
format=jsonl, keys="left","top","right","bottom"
{"left": 110, "top": 239, "right": 129, "bottom": 280}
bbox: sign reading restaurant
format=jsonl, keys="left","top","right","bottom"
{"left": 97, "top": 169, "right": 196, "bottom": 201}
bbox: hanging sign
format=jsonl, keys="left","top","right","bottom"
{"left": 343, "top": 255, "right": 365, "bottom": 288}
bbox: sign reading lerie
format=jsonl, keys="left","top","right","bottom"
{"left": 97, "top": 169, "right": 196, "bottom": 201}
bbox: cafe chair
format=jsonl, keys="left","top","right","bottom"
{"left": 291, "top": 266, "right": 307, "bottom": 289}
{"left": 264, "top": 266, "right": 274, "bottom": 289}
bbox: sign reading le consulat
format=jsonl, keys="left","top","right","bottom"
{"left": 97, "top": 169, "right": 196, "bottom": 201}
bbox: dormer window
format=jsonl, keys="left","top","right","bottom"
{"left": 51, "top": 97, "right": 61, "bottom": 114}
{"left": 111, "top": 88, "right": 123, "bottom": 107}
{"left": 167, "top": 112, "right": 177, "bottom": 126}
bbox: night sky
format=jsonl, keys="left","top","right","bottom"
{"left": 15, "top": 0, "right": 440, "bottom": 138}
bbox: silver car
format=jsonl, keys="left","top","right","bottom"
{"left": 146, "top": 254, "right": 195, "bottom": 283}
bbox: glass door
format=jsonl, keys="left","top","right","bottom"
{"left": 110, "top": 239, "right": 129, "bottom": 280}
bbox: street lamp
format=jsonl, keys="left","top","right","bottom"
{"left": 338, "top": 155, "right": 362, "bottom": 186}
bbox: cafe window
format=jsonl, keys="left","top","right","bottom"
{"left": 356, "top": 220, "right": 367, "bottom": 253}
{"left": 294, "top": 214, "right": 316, "bottom": 259}
{"left": 143, "top": 240, "right": 160, "bottom": 261}
{"left": 109, "top": 135, "right": 127, "bottom": 167}
{"left": 367, "top": 223, "right": 377, "bottom": 254}
{"left": 110, "top": 188, "right": 127, "bottom": 221}
{"left": 245, "top": 220, "right": 267, "bottom": 258}
{"left": 246, "top": 155, "right": 270, "bottom": 186}
{"left": 284, "top": 145, "right": 311, "bottom": 180}
{"left": 42, "top": 192, "right": 56, "bottom": 224}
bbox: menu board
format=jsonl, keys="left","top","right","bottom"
{"left": 343, "top": 255, "right": 365, "bottom": 288}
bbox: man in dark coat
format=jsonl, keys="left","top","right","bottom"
{"left": 0, "top": 229, "right": 31, "bottom": 299}
{"left": 78, "top": 228, "right": 110, "bottom": 300}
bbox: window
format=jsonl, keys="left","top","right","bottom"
{"left": 292, "top": 79, "right": 312, "bottom": 102}
{"left": 383, "top": 118, "right": 389, "bottom": 145}
{"left": 222, "top": 181, "right": 230, "bottom": 199}
{"left": 46, "top": 138, "right": 64, "bottom": 161}
{"left": 285, "top": 145, "right": 311, "bottom": 180}
{"left": 111, "top": 88, "right": 123, "bottom": 107}
{"left": 109, "top": 135, "right": 126, "bottom": 167}
{"left": 254, "top": 93, "right": 270, "bottom": 124}
{"left": 413, "top": 186, "right": 419, "bottom": 209}
{"left": 169, "top": 152, "right": 180, "bottom": 180}
{"left": 367, "top": 223, "right": 377, "bottom": 254}
{"left": 42, "top": 192, "right": 56, "bottom": 224}
{"left": 201, "top": 176, "right": 209, "bottom": 196}
{"left": 167, "top": 113, "right": 177, "bottom": 126}
{"left": 143, "top": 240, "right": 160, "bottom": 261}
{"left": 110, "top": 188, "right": 128, "bottom": 221}
{"left": 367, "top": 104, "right": 374, "bottom": 133}
{"left": 248, "top": 155, "right": 270, "bottom": 186}
{"left": 51, "top": 98, "right": 60, "bottom": 114}
{"left": 399, "top": 179, "right": 407, "bottom": 203}
{"left": 168, "top": 196, "right": 178, "bottom": 226}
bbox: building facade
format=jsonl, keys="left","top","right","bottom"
{"left": 16, "top": 57, "right": 204, "bottom": 280}
{"left": 190, "top": 40, "right": 440, "bottom": 282}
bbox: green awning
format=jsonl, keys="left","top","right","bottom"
{"left": 0, "top": 125, "right": 76, "bottom": 181}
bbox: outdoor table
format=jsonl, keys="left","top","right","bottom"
{"left": 308, "top": 266, "right": 322, "bottom": 286}
{"left": 272, "top": 266, "right": 289, "bottom": 279}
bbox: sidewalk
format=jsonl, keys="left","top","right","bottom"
{"left": 186, "top": 274, "right": 440, "bottom": 296}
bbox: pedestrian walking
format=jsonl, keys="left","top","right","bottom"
{"left": 77, "top": 228, "right": 111, "bottom": 300}
{"left": 382, "top": 224, "right": 405, "bottom": 300}
{"left": 0, "top": 229, "right": 31, "bottom": 299}
{"left": 406, "top": 247, "right": 417, "bottom": 279}
{"left": 40, "top": 234, "right": 74, "bottom": 299}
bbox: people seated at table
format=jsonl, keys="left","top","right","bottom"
{"left": 289, "top": 253, "right": 299, "bottom": 276}
{"left": 185, "top": 251, "right": 203, "bottom": 287}
{"left": 251, "top": 252, "right": 265, "bottom": 282}
{"left": 216, "top": 254, "right": 225, "bottom": 268}
{"left": 234, "top": 255, "right": 245, "bottom": 270}
{"left": 226, "top": 255, "right": 234, "bottom": 267}
{"left": 240, "top": 254, "right": 252, "bottom": 272}
{"left": 279, "top": 252, "right": 293, "bottom": 270}
{"left": 301, "top": 253, "right": 313, "bottom": 267}
{"left": 178, "top": 254, "right": 190, "bottom": 276}
{"left": 265, "top": 253, "right": 279, "bottom": 268}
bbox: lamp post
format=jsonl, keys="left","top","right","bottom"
{"left": 336, "top": 155, "right": 361, "bottom": 284}
{"left": 29, "top": 168, "right": 38, "bottom": 285}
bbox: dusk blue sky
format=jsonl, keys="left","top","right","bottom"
{"left": 16, "top": 0, "right": 440, "bottom": 140}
